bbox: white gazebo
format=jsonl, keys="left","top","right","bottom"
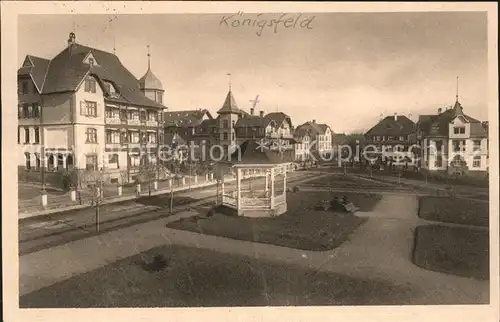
{"left": 216, "top": 140, "right": 292, "bottom": 217}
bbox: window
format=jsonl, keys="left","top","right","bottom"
{"left": 88, "top": 58, "right": 94, "bottom": 66}
{"left": 24, "top": 128, "right": 30, "bottom": 143}
{"left": 17, "top": 127, "right": 20, "bottom": 143}
{"left": 120, "top": 109, "right": 127, "bottom": 120}
{"left": 104, "top": 82, "right": 111, "bottom": 93}
{"left": 25, "top": 153, "right": 31, "bottom": 169}
{"left": 435, "top": 140, "right": 443, "bottom": 153}
{"left": 106, "top": 130, "right": 120, "bottom": 144}
{"left": 453, "top": 126, "right": 465, "bottom": 134}
{"left": 399, "top": 136, "right": 404, "bottom": 141}
{"left": 148, "top": 133, "right": 157, "bottom": 144}
{"left": 128, "top": 111, "right": 140, "bottom": 120}
{"left": 32, "top": 103, "right": 40, "bottom": 118}
{"left": 35, "top": 155, "right": 41, "bottom": 170}
{"left": 473, "top": 156, "right": 481, "bottom": 168}
{"left": 22, "top": 104, "right": 30, "bottom": 118}
{"left": 84, "top": 77, "right": 97, "bottom": 93}
{"left": 232, "top": 132, "right": 235, "bottom": 140}
{"left": 473, "top": 140, "right": 481, "bottom": 152}
{"left": 232, "top": 120, "right": 235, "bottom": 128}
{"left": 85, "top": 154, "right": 98, "bottom": 170}
{"left": 86, "top": 128, "right": 97, "bottom": 143}
{"left": 434, "top": 155, "right": 443, "bottom": 167}
{"left": 452, "top": 140, "right": 466, "bottom": 152}
{"left": 105, "top": 108, "right": 113, "bottom": 119}
{"left": 129, "top": 155, "right": 141, "bottom": 168}
{"left": 34, "top": 127, "right": 40, "bottom": 144}
{"left": 223, "top": 120, "right": 229, "bottom": 129}
{"left": 157, "top": 92, "right": 163, "bottom": 104}
{"left": 140, "top": 110, "right": 147, "bottom": 121}
{"left": 120, "top": 131, "right": 128, "bottom": 143}
{"left": 21, "top": 81, "right": 28, "bottom": 94}
{"left": 148, "top": 111, "right": 157, "bottom": 122}
{"left": 129, "top": 131, "right": 140, "bottom": 144}
{"left": 108, "top": 154, "right": 119, "bottom": 169}
{"left": 81, "top": 101, "right": 97, "bottom": 117}
{"left": 223, "top": 132, "right": 228, "bottom": 140}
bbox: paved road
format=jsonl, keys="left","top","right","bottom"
{"left": 19, "top": 171, "right": 318, "bottom": 255}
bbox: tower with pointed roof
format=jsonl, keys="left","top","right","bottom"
{"left": 216, "top": 75, "right": 245, "bottom": 155}
{"left": 139, "top": 45, "right": 165, "bottom": 106}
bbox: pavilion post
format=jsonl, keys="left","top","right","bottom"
{"left": 270, "top": 167, "right": 275, "bottom": 209}
{"left": 236, "top": 168, "right": 241, "bottom": 214}
{"left": 283, "top": 164, "right": 287, "bottom": 202}
{"left": 265, "top": 170, "right": 269, "bottom": 192}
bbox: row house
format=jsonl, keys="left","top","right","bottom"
{"left": 417, "top": 99, "right": 488, "bottom": 175}
{"left": 17, "top": 32, "right": 166, "bottom": 183}
{"left": 364, "top": 113, "right": 417, "bottom": 167}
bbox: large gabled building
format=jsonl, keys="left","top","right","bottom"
{"left": 364, "top": 113, "right": 417, "bottom": 167}
{"left": 417, "top": 98, "right": 488, "bottom": 175}
{"left": 18, "top": 32, "right": 167, "bottom": 184}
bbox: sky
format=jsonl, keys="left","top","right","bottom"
{"left": 18, "top": 12, "right": 488, "bottom": 133}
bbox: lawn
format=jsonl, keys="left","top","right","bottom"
{"left": 412, "top": 225, "right": 489, "bottom": 280}
{"left": 304, "top": 174, "right": 394, "bottom": 190}
{"left": 20, "top": 245, "right": 415, "bottom": 307}
{"left": 418, "top": 196, "right": 489, "bottom": 227}
{"left": 166, "top": 191, "right": 381, "bottom": 251}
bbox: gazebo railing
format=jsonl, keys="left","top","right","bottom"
{"left": 222, "top": 195, "right": 237, "bottom": 208}
{"left": 241, "top": 197, "right": 271, "bottom": 209}
{"left": 275, "top": 194, "right": 286, "bottom": 206}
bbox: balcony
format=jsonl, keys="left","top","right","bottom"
{"left": 128, "top": 119, "right": 141, "bottom": 126}
{"left": 105, "top": 117, "right": 121, "bottom": 125}
{"left": 267, "top": 132, "right": 293, "bottom": 139}
{"left": 146, "top": 120, "right": 158, "bottom": 127}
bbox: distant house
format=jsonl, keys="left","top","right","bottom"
{"left": 293, "top": 127, "right": 312, "bottom": 163}
{"left": 364, "top": 113, "right": 417, "bottom": 167}
{"left": 295, "top": 120, "right": 333, "bottom": 160}
{"left": 163, "top": 109, "right": 217, "bottom": 161}
{"left": 417, "top": 99, "right": 488, "bottom": 175}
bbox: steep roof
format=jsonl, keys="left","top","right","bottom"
{"left": 264, "top": 112, "right": 292, "bottom": 128}
{"left": 217, "top": 90, "right": 243, "bottom": 114}
{"left": 228, "top": 140, "right": 292, "bottom": 165}
{"left": 19, "top": 42, "right": 164, "bottom": 109}
{"left": 235, "top": 115, "right": 269, "bottom": 128}
{"left": 164, "top": 109, "right": 212, "bottom": 127}
{"left": 365, "top": 115, "right": 416, "bottom": 137}
{"left": 296, "top": 121, "right": 329, "bottom": 136}
{"left": 17, "top": 55, "right": 51, "bottom": 92}
{"left": 417, "top": 100, "right": 487, "bottom": 138}
{"left": 139, "top": 67, "right": 164, "bottom": 91}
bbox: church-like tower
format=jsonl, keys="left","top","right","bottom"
{"left": 139, "top": 45, "right": 165, "bottom": 105}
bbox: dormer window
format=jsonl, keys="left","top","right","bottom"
{"left": 84, "top": 76, "right": 97, "bottom": 93}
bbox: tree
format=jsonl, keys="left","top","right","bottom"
{"left": 78, "top": 168, "right": 111, "bottom": 232}
{"left": 138, "top": 157, "right": 157, "bottom": 197}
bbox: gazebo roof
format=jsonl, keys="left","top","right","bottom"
{"left": 228, "top": 140, "right": 292, "bottom": 167}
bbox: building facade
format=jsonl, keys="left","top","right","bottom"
{"left": 18, "top": 32, "right": 166, "bottom": 184}
{"left": 417, "top": 99, "right": 488, "bottom": 175}
{"left": 364, "top": 113, "right": 417, "bottom": 167}
{"left": 295, "top": 120, "right": 333, "bottom": 161}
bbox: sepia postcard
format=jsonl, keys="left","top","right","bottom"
{"left": 1, "top": 1, "right": 499, "bottom": 322}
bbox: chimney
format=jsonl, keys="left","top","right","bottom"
{"left": 438, "top": 108, "right": 442, "bottom": 114}
{"left": 259, "top": 110, "right": 264, "bottom": 118}
{"left": 68, "top": 32, "right": 76, "bottom": 47}
{"left": 394, "top": 113, "right": 398, "bottom": 121}
{"left": 312, "top": 119, "right": 316, "bottom": 123}
{"left": 250, "top": 108, "right": 255, "bottom": 116}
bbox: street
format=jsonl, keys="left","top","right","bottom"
{"left": 19, "top": 171, "right": 317, "bottom": 255}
